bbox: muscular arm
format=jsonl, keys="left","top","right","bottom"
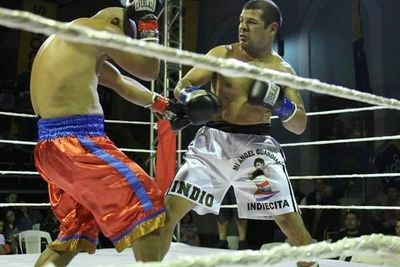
{"left": 173, "top": 46, "right": 226, "bottom": 99}
{"left": 281, "top": 66, "right": 307, "bottom": 135}
{"left": 74, "top": 18, "right": 160, "bottom": 81}
{"left": 99, "top": 61, "right": 154, "bottom": 107}
{"left": 105, "top": 48, "right": 160, "bottom": 81}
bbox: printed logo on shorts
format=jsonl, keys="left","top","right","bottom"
{"left": 249, "top": 157, "right": 279, "bottom": 201}
{"left": 233, "top": 149, "right": 281, "bottom": 171}
{"left": 169, "top": 180, "right": 214, "bottom": 207}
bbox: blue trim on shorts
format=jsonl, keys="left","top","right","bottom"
{"left": 56, "top": 234, "right": 97, "bottom": 244}
{"left": 37, "top": 114, "right": 105, "bottom": 141}
{"left": 110, "top": 208, "right": 166, "bottom": 244}
{"left": 77, "top": 136, "right": 153, "bottom": 212}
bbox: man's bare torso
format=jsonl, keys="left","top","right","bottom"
{"left": 212, "top": 43, "right": 291, "bottom": 125}
{"left": 30, "top": 20, "right": 107, "bottom": 118}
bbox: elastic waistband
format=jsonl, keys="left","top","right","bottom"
{"left": 206, "top": 121, "right": 271, "bottom": 135}
{"left": 38, "top": 115, "right": 105, "bottom": 141}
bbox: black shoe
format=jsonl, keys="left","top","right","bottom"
{"left": 238, "top": 240, "right": 248, "bottom": 250}
{"left": 215, "top": 239, "right": 228, "bottom": 249}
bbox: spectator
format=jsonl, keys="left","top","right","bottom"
{"left": 40, "top": 210, "right": 60, "bottom": 241}
{"left": 0, "top": 219, "right": 11, "bottom": 255}
{"left": 17, "top": 203, "right": 43, "bottom": 231}
{"left": 5, "top": 193, "right": 18, "bottom": 204}
{"left": 330, "top": 211, "right": 366, "bottom": 242}
{"left": 291, "top": 180, "right": 307, "bottom": 205}
{"left": 180, "top": 212, "right": 200, "bottom": 247}
{"left": 4, "top": 209, "right": 20, "bottom": 254}
{"left": 304, "top": 179, "right": 341, "bottom": 241}
{"left": 368, "top": 182, "right": 400, "bottom": 234}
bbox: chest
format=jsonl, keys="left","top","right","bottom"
{"left": 213, "top": 60, "right": 277, "bottom": 98}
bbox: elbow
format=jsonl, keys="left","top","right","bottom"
{"left": 295, "top": 119, "right": 307, "bottom": 135}
{"left": 285, "top": 117, "right": 307, "bottom": 135}
{"left": 291, "top": 124, "right": 306, "bottom": 135}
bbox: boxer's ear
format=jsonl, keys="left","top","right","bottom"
{"left": 110, "top": 17, "right": 120, "bottom": 26}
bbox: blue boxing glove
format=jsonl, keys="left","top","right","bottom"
{"left": 248, "top": 80, "right": 297, "bottom": 122}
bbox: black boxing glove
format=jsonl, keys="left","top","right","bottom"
{"left": 179, "top": 87, "right": 222, "bottom": 125}
{"left": 170, "top": 114, "right": 191, "bottom": 131}
{"left": 248, "top": 80, "right": 297, "bottom": 122}
{"left": 169, "top": 87, "right": 222, "bottom": 131}
{"left": 124, "top": 0, "right": 163, "bottom": 43}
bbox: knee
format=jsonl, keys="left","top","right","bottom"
{"left": 164, "top": 195, "right": 193, "bottom": 224}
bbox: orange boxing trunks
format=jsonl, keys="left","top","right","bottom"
{"left": 34, "top": 115, "right": 165, "bottom": 253}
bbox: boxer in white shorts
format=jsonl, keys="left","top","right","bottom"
{"left": 159, "top": 1, "right": 316, "bottom": 266}
{"left": 168, "top": 124, "right": 299, "bottom": 220}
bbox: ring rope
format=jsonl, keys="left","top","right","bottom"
{"left": 177, "top": 134, "right": 400, "bottom": 153}
{"left": 0, "top": 111, "right": 152, "bottom": 125}
{"left": 299, "top": 205, "right": 400, "bottom": 210}
{"left": 281, "top": 134, "right": 400, "bottom": 147}
{"left": 113, "top": 234, "right": 400, "bottom": 266}
{"left": 1, "top": 106, "right": 390, "bottom": 122}
{"left": 0, "top": 111, "right": 36, "bottom": 118}
{"left": 2, "top": 170, "right": 399, "bottom": 181}
{"left": 304, "top": 106, "right": 388, "bottom": 117}
{"left": 0, "top": 171, "right": 39, "bottom": 175}
{"left": 2, "top": 201, "right": 400, "bottom": 211}
{"left": 2, "top": 134, "right": 398, "bottom": 151}
{"left": 0, "top": 8, "right": 400, "bottom": 109}
{"left": 270, "top": 105, "right": 389, "bottom": 119}
{"left": 0, "top": 203, "right": 50, "bottom": 207}
{"left": 221, "top": 204, "right": 400, "bottom": 211}
{"left": 0, "top": 139, "right": 155, "bottom": 153}
{"left": 290, "top": 173, "right": 400, "bottom": 180}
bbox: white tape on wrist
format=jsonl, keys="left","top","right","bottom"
{"left": 281, "top": 102, "right": 298, "bottom": 123}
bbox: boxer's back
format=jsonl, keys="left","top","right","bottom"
{"left": 31, "top": 20, "right": 104, "bottom": 118}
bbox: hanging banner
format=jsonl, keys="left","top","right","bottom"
{"left": 156, "top": 119, "right": 177, "bottom": 194}
{"left": 351, "top": 0, "right": 371, "bottom": 93}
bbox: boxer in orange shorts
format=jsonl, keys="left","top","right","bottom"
{"left": 30, "top": 2, "right": 173, "bottom": 266}
{"left": 35, "top": 115, "right": 165, "bottom": 253}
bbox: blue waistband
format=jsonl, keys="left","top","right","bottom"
{"left": 38, "top": 115, "right": 106, "bottom": 141}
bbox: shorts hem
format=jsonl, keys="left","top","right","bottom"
{"left": 113, "top": 210, "right": 166, "bottom": 252}
{"left": 167, "top": 192, "right": 218, "bottom": 215}
{"left": 49, "top": 238, "right": 96, "bottom": 253}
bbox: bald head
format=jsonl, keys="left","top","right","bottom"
{"left": 92, "top": 7, "right": 124, "bottom": 21}
{"left": 92, "top": 7, "right": 137, "bottom": 38}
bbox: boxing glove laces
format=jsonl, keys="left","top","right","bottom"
{"left": 248, "top": 80, "right": 297, "bottom": 122}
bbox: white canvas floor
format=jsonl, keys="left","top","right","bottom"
{"left": 0, "top": 242, "right": 389, "bottom": 267}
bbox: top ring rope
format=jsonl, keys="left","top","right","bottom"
{"left": 1, "top": 106, "right": 390, "bottom": 121}
{"left": 0, "top": 8, "right": 400, "bottom": 109}
{"left": 128, "top": 234, "right": 400, "bottom": 266}
{"left": 0, "top": 111, "right": 151, "bottom": 125}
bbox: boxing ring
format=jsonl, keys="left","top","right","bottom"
{"left": 1, "top": 5, "right": 400, "bottom": 267}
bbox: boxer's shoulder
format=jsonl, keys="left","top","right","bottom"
{"left": 206, "top": 45, "right": 230, "bottom": 59}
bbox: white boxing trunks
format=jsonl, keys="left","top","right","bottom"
{"left": 167, "top": 123, "right": 299, "bottom": 220}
